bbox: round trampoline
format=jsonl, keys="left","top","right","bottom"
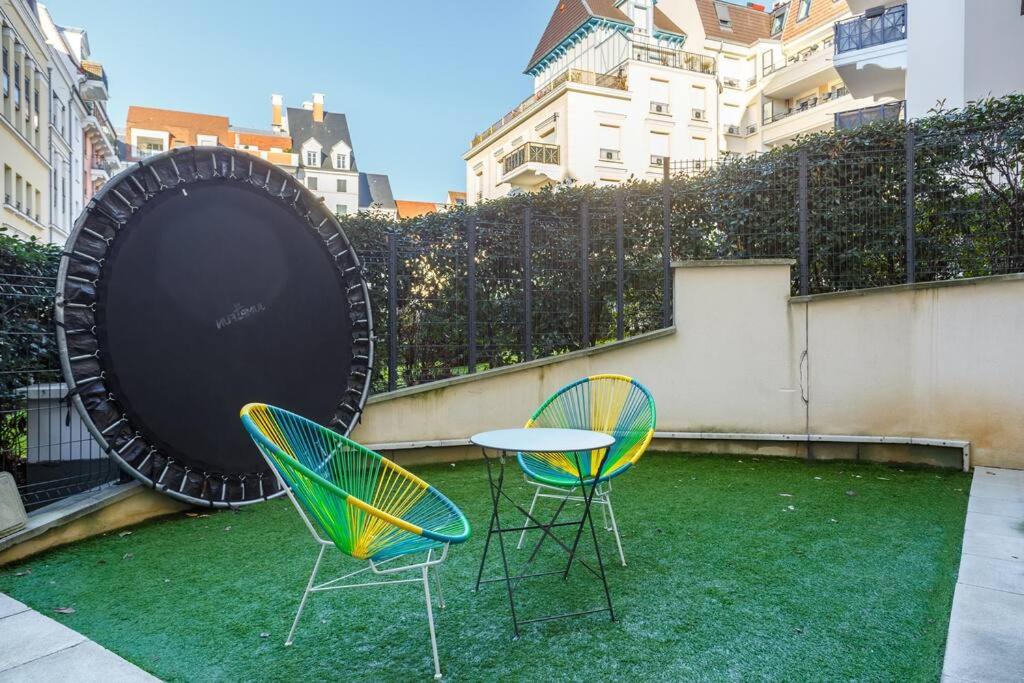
{"left": 56, "top": 147, "right": 374, "bottom": 507}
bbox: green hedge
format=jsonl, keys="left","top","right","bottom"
{"left": 0, "top": 232, "right": 61, "bottom": 477}
{"left": 342, "top": 95, "right": 1024, "bottom": 389}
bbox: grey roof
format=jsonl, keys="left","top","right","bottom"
{"left": 359, "top": 173, "right": 396, "bottom": 211}
{"left": 286, "top": 106, "right": 357, "bottom": 171}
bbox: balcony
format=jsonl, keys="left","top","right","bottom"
{"left": 500, "top": 142, "right": 561, "bottom": 188}
{"left": 631, "top": 44, "right": 715, "bottom": 76}
{"left": 80, "top": 61, "right": 108, "bottom": 102}
{"left": 762, "top": 88, "right": 853, "bottom": 146}
{"left": 762, "top": 41, "right": 837, "bottom": 99}
{"left": 834, "top": 4, "right": 908, "bottom": 99}
{"left": 834, "top": 100, "right": 904, "bottom": 130}
{"left": 470, "top": 67, "right": 627, "bottom": 149}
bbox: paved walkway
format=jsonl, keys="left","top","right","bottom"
{"left": 942, "top": 466, "right": 1024, "bottom": 682}
{"left": 0, "top": 593, "right": 158, "bottom": 682}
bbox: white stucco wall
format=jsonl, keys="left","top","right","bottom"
{"left": 963, "top": 0, "right": 1024, "bottom": 104}
{"left": 355, "top": 261, "right": 1024, "bottom": 470}
{"left": 906, "top": 0, "right": 965, "bottom": 117}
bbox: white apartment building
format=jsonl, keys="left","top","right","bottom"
{"left": 465, "top": 0, "right": 1024, "bottom": 203}
{"left": 838, "top": 0, "right": 1024, "bottom": 120}
{"left": 1, "top": 0, "right": 50, "bottom": 240}
{"left": 37, "top": 4, "right": 116, "bottom": 244}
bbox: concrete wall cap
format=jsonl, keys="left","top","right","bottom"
{"left": 789, "top": 272, "right": 1024, "bottom": 304}
{"left": 672, "top": 259, "right": 796, "bottom": 268}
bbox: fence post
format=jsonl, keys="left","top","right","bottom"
{"left": 615, "top": 188, "right": 625, "bottom": 341}
{"left": 466, "top": 215, "right": 477, "bottom": 374}
{"left": 798, "top": 149, "right": 809, "bottom": 297}
{"left": 386, "top": 231, "right": 398, "bottom": 392}
{"left": 580, "top": 198, "right": 590, "bottom": 348}
{"left": 905, "top": 125, "right": 916, "bottom": 284}
{"left": 522, "top": 206, "right": 533, "bottom": 361}
{"left": 662, "top": 156, "right": 672, "bottom": 328}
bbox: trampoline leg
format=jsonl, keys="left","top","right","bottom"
{"left": 604, "top": 491, "right": 626, "bottom": 567}
{"left": 422, "top": 565, "right": 443, "bottom": 680}
{"left": 286, "top": 544, "right": 326, "bottom": 646}
{"left": 516, "top": 486, "right": 541, "bottom": 550}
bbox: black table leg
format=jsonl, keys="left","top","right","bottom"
{"left": 561, "top": 450, "right": 615, "bottom": 621}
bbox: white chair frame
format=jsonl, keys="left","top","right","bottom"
{"left": 272, "top": 462, "right": 453, "bottom": 680}
{"left": 515, "top": 477, "right": 627, "bottom": 566}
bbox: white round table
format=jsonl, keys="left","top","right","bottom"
{"left": 469, "top": 427, "right": 617, "bottom": 637}
{"left": 471, "top": 427, "right": 615, "bottom": 453}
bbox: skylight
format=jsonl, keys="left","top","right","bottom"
{"left": 715, "top": 2, "right": 732, "bottom": 27}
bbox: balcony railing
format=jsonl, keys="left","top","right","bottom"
{"left": 834, "top": 100, "right": 905, "bottom": 130}
{"left": 763, "top": 87, "right": 849, "bottom": 125}
{"left": 835, "top": 4, "right": 907, "bottom": 55}
{"left": 472, "top": 67, "right": 627, "bottom": 148}
{"left": 502, "top": 142, "right": 560, "bottom": 176}
{"left": 631, "top": 44, "right": 715, "bottom": 75}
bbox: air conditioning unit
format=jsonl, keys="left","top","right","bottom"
{"left": 746, "top": 124, "right": 758, "bottom": 135}
{"left": 692, "top": 109, "right": 706, "bottom": 121}
{"left": 651, "top": 102, "right": 670, "bottom": 114}
{"left": 650, "top": 155, "right": 668, "bottom": 167}
{"left": 600, "top": 148, "right": 621, "bottom": 162}
{"left": 725, "top": 124, "right": 741, "bottom": 135}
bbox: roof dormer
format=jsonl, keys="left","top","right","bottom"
{"left": 329, "top": 140, "right": 352, "bottom": 171}
{"left": 300, "top": 138, "right": 322, "bottom": 167}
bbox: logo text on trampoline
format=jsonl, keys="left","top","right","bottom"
{"left": 216, "top": 302, "right": 267, "bottom": 330}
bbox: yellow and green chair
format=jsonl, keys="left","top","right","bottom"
{"left": 240, "top": 403, "right": 470, "bottom": 680}
{"left": 515, "top": 375, "right": 655, "bottom": 566}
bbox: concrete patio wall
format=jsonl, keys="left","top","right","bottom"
{"left": 352, "top": 261, "right": 1024, "bottom": 470}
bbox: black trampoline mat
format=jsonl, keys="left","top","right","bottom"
{"left": 96, "top": 179, "right": 352, "bottom": 474}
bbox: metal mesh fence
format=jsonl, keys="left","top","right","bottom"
{"left": 0, "top": 272, "right": 120, "bottom": 511}
{"left": 3, "top": 117, "right": 1020, "bottom": 508}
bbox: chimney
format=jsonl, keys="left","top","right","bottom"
{"left": 312, "top": 93, "right": 325, "bottom": 123}
{"left": 271, "top": 94, "right": 283, "bottom": 132}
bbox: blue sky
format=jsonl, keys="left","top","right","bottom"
{"left": 41, "top": 1, "right": 747, "bottom": 202}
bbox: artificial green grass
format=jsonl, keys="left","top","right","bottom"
{"left": 0, "top": 453, "right": 968, "bottom": 682}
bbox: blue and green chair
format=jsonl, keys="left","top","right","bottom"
{"left": 515, "top": 375, "right": 656, "bottom": 566}
{"left": 240, "top": 403, "right": 470, "bottom": 680}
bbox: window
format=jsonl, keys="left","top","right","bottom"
{"left": 598, "top": 124, "right": 621, "bottom": 161}
{"left": 650, "top": 79, "right": 670, "bottom": 113}
{"left": 2, "top": 48, "right": 8, "bottom": 97}
{"left": 305, "top": 150, "right": 319, "bottom": 166}
{"left": 334, "top": 153, "right": 347, "bottom": 169}
{"left": 690, "top": 136, "right": 706, "bottom": 160}
{"left": 336, "top": 178, "right": 347, "bottom": 193}
{"left": 715, "top": 2, "right": 732, "bottom": 28}
{"left": 797, "top": 0, "right": 811, "bottom": 21}
{"left": 307, "top": 176, "right": 318, "bottom": 191}
{"left": 634, "top": 1, "right": 650, "bottom": 33}
{"left": 13, "top": 62, "right": 20, "bottom": 109}
{"left": 649, "top": 131, "right": 669, "bottom": 166}
{"left": 335, "top": 205, "right": 347, "bottom": 216}
{"left": 196, "top": 134, "right": 218, "bottom": 146}
{"left": 771, "top": 8, "right": 787, "bottom": 34}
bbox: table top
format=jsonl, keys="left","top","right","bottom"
{"left": 471, "top": 428, "right": 615, "bottom": 453}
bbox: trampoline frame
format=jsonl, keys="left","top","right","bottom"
{"left": 54, "top": 147, "right": 374, "bottom": 507}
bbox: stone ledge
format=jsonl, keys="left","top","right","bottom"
{"left": 0, "top": 482, "right": 190, "bottom": 566}
{"left": 790, "top": 272, "right": 1024, "bottom": 304}
{"left": 673, "top": 259, "right": 796, "bottom": 268}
